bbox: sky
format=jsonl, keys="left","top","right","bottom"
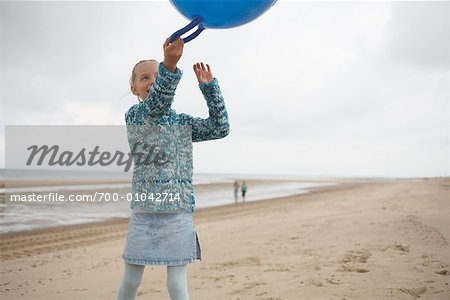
{"left": 0, "top": 0, "right": 449, "bottom": 178}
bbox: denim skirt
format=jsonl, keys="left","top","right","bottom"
{"left": 122, "top": 207, "right": 202, "bottom": 266}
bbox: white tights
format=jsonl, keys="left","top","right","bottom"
{"left": 116, "top": 262, "right": 189, "bottom": 300}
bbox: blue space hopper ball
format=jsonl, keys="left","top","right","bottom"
{"left": 169, "top": 0, "right": 278, "bottom": 43}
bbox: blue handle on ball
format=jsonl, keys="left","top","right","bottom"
{"left": 169, "top": 16, "right": 205, "bottom": 43}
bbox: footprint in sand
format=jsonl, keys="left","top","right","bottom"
{"left": 338, "top": 249, "right": 371, "bottom": 273}
{"left": 325, "top": 278, "right": 342, "bottom": 285}
{"left": 404, "top": 215, "right": 448, "bottom": 246}
{"left": 398, "top": 286, "right": 427, "bottom": 298}
{"left": 381, "top": 243, "right": 410, "bottom": 253}
{"left": 205, "top": 274, "right": 236, "bottom": 282}
{"left": 420, "top": 253, "right": 449, "bottom": 275}
{"left": 230, "top": 281, "right": 267, "bottom": 295}
{"left": 200, "top": 257, "right": 263, "bottom": 272}
{"left": 341, "top": 249, "right": 371, "bottom": 263}
{"left": 137, "top": 288, "right": 162, "bottom": 296}
{"left": 340, "top": 265, "right": 370, "bottom": 273}
{"left": 304, "top": 277, "right": 343, "bottom": 287}
{"left": 308, "top": 279, "right": 323, "bottom": 287}
{"left": 262, "top": 263, "right": 292, "bottom": 273}
{"left": 435, "top": 269, "right": 449, "bottom": 276}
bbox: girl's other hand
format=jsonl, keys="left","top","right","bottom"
{"left": 193, "top": 62, "right": 213, "bottom": 84}
{"left": 163, "top": 37, "right": 184, "bottom": 73}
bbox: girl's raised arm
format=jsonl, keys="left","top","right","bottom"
{"left": 126, "top": 38, "right": 184, "bottom": 125}
{"left": 178, "top": 77, "right": 230, "bottom": 142}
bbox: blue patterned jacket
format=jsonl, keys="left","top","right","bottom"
{"left": 125, "top": 62, "right": 229, "bottom": 213}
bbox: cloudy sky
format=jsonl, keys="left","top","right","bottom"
{"left": 1, "top": 0, "right": 449, "bottom": 178}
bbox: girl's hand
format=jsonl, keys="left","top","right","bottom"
{"left": 193, "top": 62, "right": 213, "bottom": 84}
{"left": 163, "top": 37, "right": 184, "bottom": 73}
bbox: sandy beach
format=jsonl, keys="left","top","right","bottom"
{"left": 1, "top": 178, "right": 449, "bottom": 299}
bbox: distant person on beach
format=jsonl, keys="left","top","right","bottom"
{"left": 116, "top": 37, "right": 230, "bottom": 300}
{"left": 233, "top": 180, "right": 240, "bottom": 203}
{"left": 241, "top": 181, "right": 247, "bottom": 202}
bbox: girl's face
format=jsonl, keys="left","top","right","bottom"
{"left": 131, "top": 61, "right": 159, "bottom": 101}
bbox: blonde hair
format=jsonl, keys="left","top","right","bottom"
{"left": 130, "top": 59, "right": 158, "bottom": 102}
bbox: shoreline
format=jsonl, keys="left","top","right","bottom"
{"left": 0, "top": 178, "right": 346, "bottom": 235}
{"left": 0, "top": 179, "right": 357, "bottom": 239}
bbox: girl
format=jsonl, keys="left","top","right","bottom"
{"left": 116, "top": 37, "right": 229, "bottom": 300}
